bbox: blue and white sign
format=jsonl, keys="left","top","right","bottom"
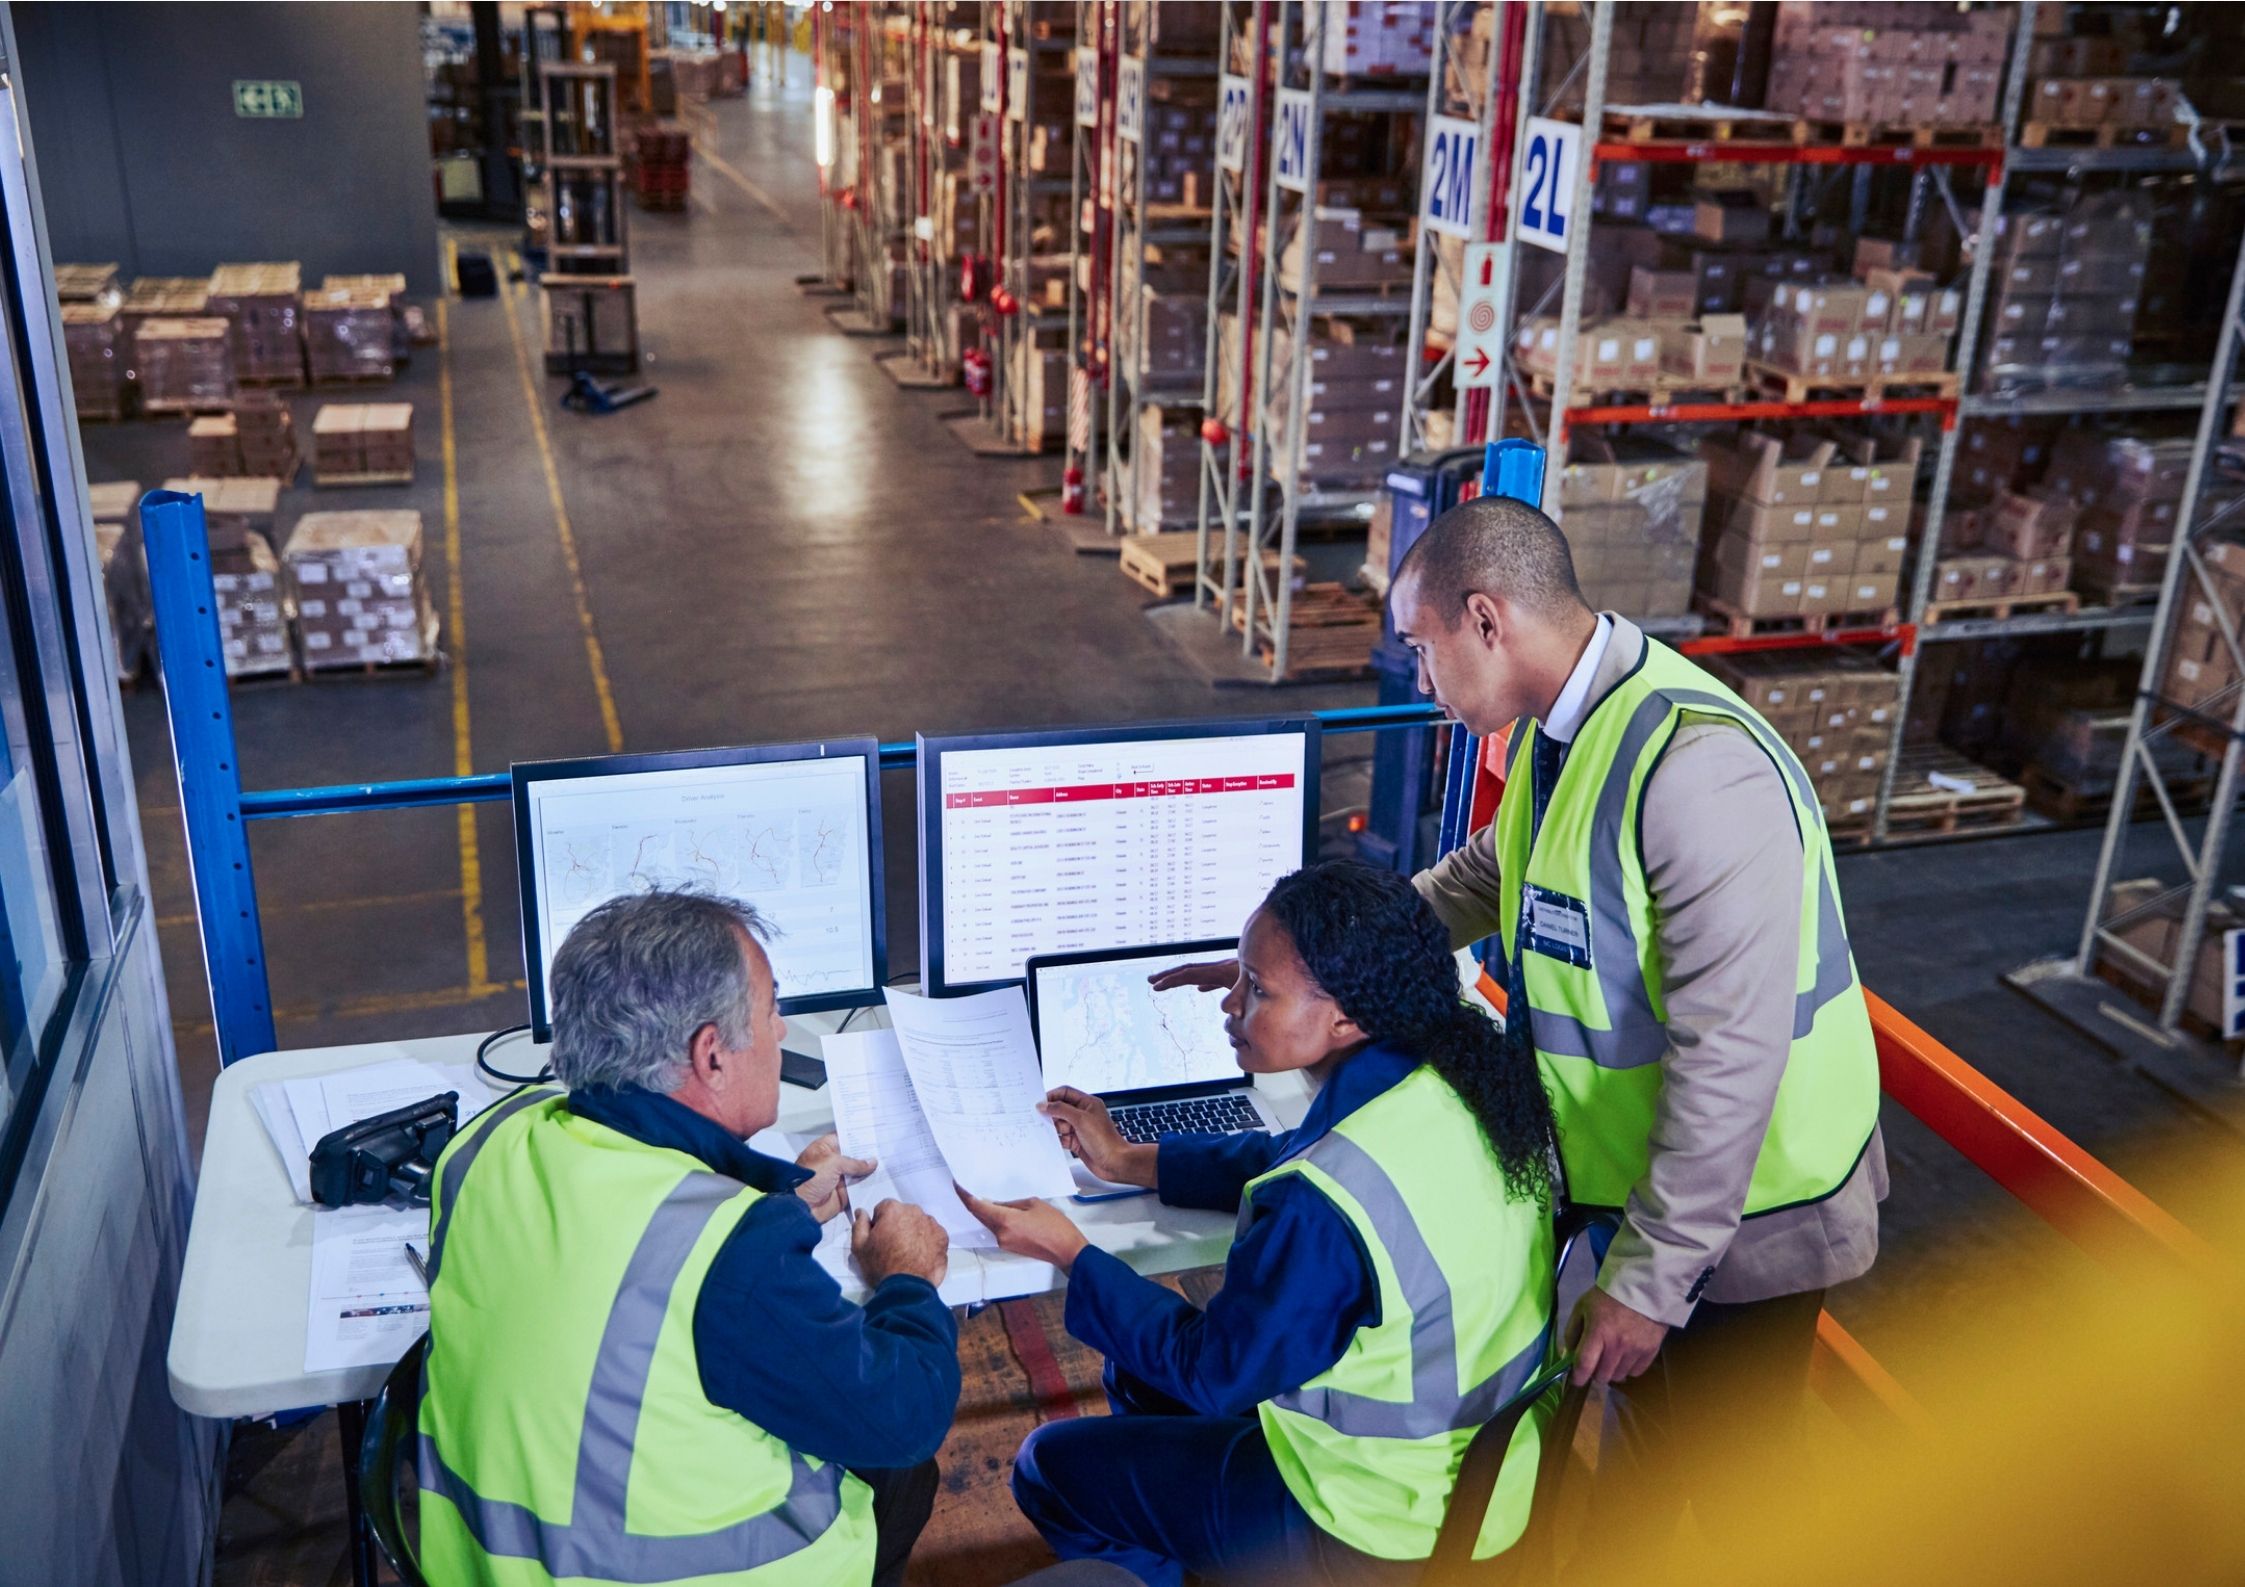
{"left": 1217, "top": 73, "right": 1251, "bottom": 174}
{"left": 1274, "top": 88, "right": 1314, "bottom": 194}
{"left": 981, "top": 44, "right": 1001, "bottom": 113}
{"left": 1006, "top": 46, "right": 1029, "bottom": 122}
{"left": 1517, "top": 116, "right": 1582, "bottom": 254}
{"left": 1117, "top": 56, "right": 1145, "bottom": 143}
{"left": 1421, "top": 113, "right": 1481, "bottom": 241}
{"left": 1075, "top": 47, "right": 1098, "bottom": 129}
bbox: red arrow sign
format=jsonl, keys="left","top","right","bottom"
{"left": 1462, "top": 347, "right": 1492, "bottom": 378}
{"left": 1480, "top": 255, "right": 1495, "bottom": 287}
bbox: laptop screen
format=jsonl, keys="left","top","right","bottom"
{"left": 1029, "top": 942, "right": 1241, "bottom": 1098}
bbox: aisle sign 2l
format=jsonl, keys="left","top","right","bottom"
{"left": 1075, "top": 47, "right": 1098, "bottom": 129}
{"left": 1517, "top": 116, "right": 1581, "bottom": 254}
{"left": 1421, "top": 113, "right": 1479, "bottom": 240}
{"left": 1274, "top": 89, "right": 1313, "bottom": 194}
{"left": 1217, "top": 74, "right": 1251, "bottom": 173}
{"left": 1117, "top": 57, "right": 1145, "bottom": 143}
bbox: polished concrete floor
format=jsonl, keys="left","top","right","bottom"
{"left": 75, "top": 54, "right": 2245, "bottom": 1587}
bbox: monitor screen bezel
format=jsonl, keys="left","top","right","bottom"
{"left": 916, "top": 715, "right": 1320, "bottom": 999}
{"left": 512, "top": 737, "right": 888, "bottom": 1042}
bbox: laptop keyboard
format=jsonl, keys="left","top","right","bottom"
{"left": 1110, "top": 1093, "right": 1265, "bottom": 1144}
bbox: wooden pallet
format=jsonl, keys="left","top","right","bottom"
{"left": 304, "top": 652, "right": 444, "bottom": 682}
{"left": 1745, "top": 361, "right": 1959, "bottom": 404}
{"left": 1227, "top": 581, "right": 1377, "bottom": 634}
{"left": 236, "top": 372, "right": 308, "bottom": 390}
{"left": 1693, "top": 593, "right": 1902, "bottom": 641}
{"left": 1117, "top": 533, "right": 1302, "bottom": 599}
{"left": 2072, "top": 580, "right": 2164, "bottom": 608}
{"left": 1791, "top": 119, "right": 2003, "bottom": 150}
{"left": 312, "top": 469, "right": 416, "bottom": 489}
{"left": 1524, "top": 370, "right": 1746, "bottom": 408}
{"left": 1884, "top": 748, "right": 2028, "bottom": 834}
{"left": 2018, "top": 120, "right": 2190, "bottom": 151}
{"left": 2019, "top": 764, "right": 2212, "bottom": 824}
{"left": 1922, "top": 589, "right": 2080, "bottom": 624}
{"left": 1600, "top": 104, "right": 1797, "bottom": 146}
{"left": 308, "top": 372, "right": 398, "bottom": 389}
{"left": 226, "top": 662, "right": 301, "bottom": 688}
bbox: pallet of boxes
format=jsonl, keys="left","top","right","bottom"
{"left": 163, "top": 476, "right": 291, "bottom": 682}
{"left": 1555, "top": 438, "right": 1705, "bottom": 622}
{"left": 58, "top": 263, "right": 125, "bottom": 422}
{"left": 87, "top": 481, "right": 152, "bottom": 686}
{"left": 312, "top": 402, "right": 416, "bottom": 487}
{"left": 136, "top": 315, "right": 236, "bottom": 416}
{"left": 1762, "top": 3, "right": 2007, "bottom": 140}
{"left": 118, "top": 276, "right": 213, "bottom": 411}
{"left": 1697, "top": 429, "right": 1913, "bottom": 636}
{"left": 1979, "top": 193, "right": 2149, "bottom": 400}
{"left": 1702, "top": 650, "right": 1902, "bottom": 834}
{"left": 207, "top": 262, "right": 305, "bottom": 388}
{"left": 2097, "top": 877, "right": 2245, "bottom": 1039}
{"left": 188, "top": 394, "right": 300, "bottom": 484}
{"left": 303, "top": 275, "right": 401, "bottom": 384}
{"left": 284, "top": 510, "right": 440, "bottom": 675}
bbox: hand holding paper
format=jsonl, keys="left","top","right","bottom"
{"left": 880, "top": 986, "right": 1079, "bottom": 1202}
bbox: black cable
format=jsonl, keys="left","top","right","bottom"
{"left": 476, "top": 1024, "right": 550, "bottom": 1087}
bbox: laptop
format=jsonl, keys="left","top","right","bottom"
{"left": 1024, "top": 940, "right": 1286, "bottom": 1164}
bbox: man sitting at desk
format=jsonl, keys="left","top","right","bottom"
{"left": 415, "top": 888, "right": 958, "bottom": 1587}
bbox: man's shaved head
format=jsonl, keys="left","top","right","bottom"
{"left": 1395, "top": 495, "right": 1589, "bottom": 629}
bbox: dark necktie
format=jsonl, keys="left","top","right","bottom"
{"left": 1503, "top": 725, "right": 1567, "bottom": 1063}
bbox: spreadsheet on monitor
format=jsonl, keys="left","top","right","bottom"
{"left": 920, "top": 723, "right": 1317, "bottom": 993}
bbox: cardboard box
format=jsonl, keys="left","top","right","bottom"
{"left": 1626, "top": 267, "right": 1698, "bottom": 319}
{"left": 1695, "top": 192, "right": 1770, "bottom": 246}
{"left": 1704, "top": 432, "right": 1837, "bottom": 507}
{"left": 1659, "top": 315, "right": 1747, "bottom": 383}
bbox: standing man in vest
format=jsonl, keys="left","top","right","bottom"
{"left": 417, "top": 890, "right": 960, "bottom": 1587}
{"left": 1393, "top": 494, "right": 1883, "bottom": 1543}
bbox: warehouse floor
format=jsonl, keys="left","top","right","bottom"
{"left": 76, "top": 57, "right": 2245, "bottom": 1587}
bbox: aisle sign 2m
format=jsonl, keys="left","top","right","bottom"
{"left": 1117, "top": 57, "right": 1145, "bottom": 144}
{"left": 1075, "top": 48, "right": 1098, "bottom": 129}
{"left": 1421, "top": 113, "right": 1479, "bottom": 240}
{"left": 1517, "top": 117, "right": 1582, "bottom": 254}
{"left": 1217, "top": 74, "right": 1251, "bottom": 173}
{"left": 1274, "top": 89, "right": 1313, "bottom": 194}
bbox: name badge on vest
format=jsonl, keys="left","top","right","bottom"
{"left": 1521, "top": 883, "right": 1593, "bottom": 969}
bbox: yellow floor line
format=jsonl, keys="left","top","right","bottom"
{"left": 695, "top": 137, "right": 791, "bottom": 224}
{"left": 498, "top": 252, "right": 626, "bottom": 753}
{"left": 438, "top": 270, "right": 495, "bottom": 995}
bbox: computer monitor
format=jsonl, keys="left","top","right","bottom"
{"left": 1027, "top": 939, "right": 1243, "bottom": 1101}
{"left": 513, "top": 738, "right": 886, "bottom": 1041}
{"left": 916, "top": 716, "right": 1319, "bottom": 997}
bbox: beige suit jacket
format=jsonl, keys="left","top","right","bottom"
{"left": 1415, "top": 615, "right": 1886, "bottom": 1326}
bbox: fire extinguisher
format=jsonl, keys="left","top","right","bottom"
{"left": 1061, "top": 464, "right": 1086, "bottom": 515}
{"left": 963, "top": 347, "right": 991, "bottom": 398}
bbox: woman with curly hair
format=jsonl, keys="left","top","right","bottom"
{"left": 958, "top": 860, "right": 1560, "bottom": 1587}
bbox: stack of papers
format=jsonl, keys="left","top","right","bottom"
{"left": 251, "top": 1057, "right": 494, "bottom": 1205}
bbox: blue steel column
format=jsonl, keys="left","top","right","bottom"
{"left": 140, "top": 490, "right": 277, "bottom": 1063}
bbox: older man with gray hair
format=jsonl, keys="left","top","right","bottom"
{"left": 415, "top": 888, "right": 958, "bottom": 1587}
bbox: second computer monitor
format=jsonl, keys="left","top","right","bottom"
{"left": 916, "top": 716, "right": 1320, "bottom": 997}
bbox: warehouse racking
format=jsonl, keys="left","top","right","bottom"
{"left": 1198, "top": 0, "right": 1429, "bottom": 681}
{"left": 883, "top": 6, "right": 973, "bottom": 389}
{"left": 833, "top": 4, "right": 908, "bottom": 338}
{"left": 1059, "top": 0, "right": 1115, "bottom": 518}
{"left": 1099, "top": 6, "right": 1224, "bottom": 539}
{"left": 803, "top": 1, "right": 856, "bottom": 296}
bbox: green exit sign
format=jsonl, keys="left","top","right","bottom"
{"left": 232, "top": 80, "right": 303, "bottom": 119}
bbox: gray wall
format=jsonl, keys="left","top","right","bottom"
{"left": 12, "top": 2, "right": 441, "bottom": 294}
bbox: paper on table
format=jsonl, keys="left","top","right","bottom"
{"left": 258, "top": 1060, "right": 500, "bottom": 1206}
{"left": 824, "top": 1029, "right": 994, "bottom": 1250}
{"left": 305, "top": 1203, "right": 430, "bottom": 1373}
{"left": 880, "top": 986, "right": 1077, "bottom": 1203}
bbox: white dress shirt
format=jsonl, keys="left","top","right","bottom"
{"left": 1540, "top": 613, "right": 1614, "bottom": 744}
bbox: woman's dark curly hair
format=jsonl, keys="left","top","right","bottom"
{"left": 1260, "top": 860, "right": 1556, "bottom": 1209}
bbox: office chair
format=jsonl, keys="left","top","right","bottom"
{"left": 1426, "top": 1209, "right": 1621, "bottom": 1584}
{"left": 357, "top": 1334, "right": 432, "bottom": 1587}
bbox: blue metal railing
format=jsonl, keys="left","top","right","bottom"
{"left": 142, "top": 441, "right": 1540, "bottom": 1066}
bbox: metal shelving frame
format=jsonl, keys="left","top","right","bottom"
{"left": 988, "top": 1, "right": 1076, "bottom": 449}
{"left": 840, "top": 4, "right": 903, "bottom": 333}
{"left": 1101, "top": 8, "right": 1223, "bottom": 538}
{"left": 1062, "top": 0, "right": 1115, "bottom": 508}
{"left": 1193, "top": 0, "right": 1272, "bottom": 619}
{"left": 807, "top": 2, "right": 855, "bottom": 293}
{"left": 891, "top": 9, "right": 977, "bottom": 386}
{"left": 1232, "top": 0, "right": 1426, "bottom": 679}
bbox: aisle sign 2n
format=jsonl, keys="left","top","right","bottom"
{"left": 1274, "top": 89, "right": 1313, "bottom": 194}
{"left": 1421, "top": 114, "right": 1479, "bottom": 240}
{"left": 1517, "top": 117, "right": 1582, "bottom": 254}
{"left": 1117, "top": 57, "right": 1145, "bottom": 143}
{"left": 1217, "top": 74, "right": 1251, "bottom": 174}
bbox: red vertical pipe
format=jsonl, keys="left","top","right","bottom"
{"left": 994, "top": 5, "right": 1010, "bottom": 266}
{"left": 1466, "top": 0, "right": 1528, "bottom": 445}
{"left": 1235, "top": 0, "right": 1271, "bottom": 481}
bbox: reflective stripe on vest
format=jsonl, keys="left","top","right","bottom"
{"left": 1518, "top": 686, "right": 1858, "bottom": 1073}
{"left": 426, "top": 1085, "right": 560, "bottom": 1283}
{"left": 1267, "top": 1131, "right": 1552, "bottom": 1439}
{"left": 418, "top": 1171, "right": 846, "bottom": 1582}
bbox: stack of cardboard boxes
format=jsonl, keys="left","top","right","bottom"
{"left": 1934, "top": 488, "right": 2076, "bottom": 607}
{"left": 2098, "top": 875, "right": 2244, "bottom": 1033}
{"left": 55, "top": 263, "right": 120, "bottom": 304}
{"left": 1536, "top": 3, "right": 1693, "bottom": 109}
{"left": 1138, "top": 80, "right": 1218, "bottom": 207}
{"left": 1747, "top": 264, "right": 1960, "bottom": 385}
{"left": 62, "top": 300, "right": 125, "bottom": 421}
{"left": 312, "top": 402, "right": 417, "bottom": 486}
{"left": 1981, "top": 192, "right": 2150, "bottom": 394}
{"left": 1278, "top": 206, "right": 1411, "bottom": 292}
{"left": 207, "top": 262, "right": 305, "bottom": 387}
{"left": 285, "top": 510, "right": 439, "bottom": 672}
{"left": 2164, "top": 542, "right": 2245, "bottom": 714}
{"left": 1264, "top": 320, "right": 1405, "bottom": 489}
{"left": 119, "top": 276, "right": 211, "bottom": 397}
{"left": 88, "top": 481, "right": 151, "bottom": 686}
{"left": 1698, "top": 430, "right": 1915, "bottom": 623}
{"left": 187, "top": 398, "right": 298, "bottom": 480}
{"left": 304, "top": 281, "right": 396, "bottom": 382}
{"left": 2063, "top": 431, "right": 2194, "bottom": 600}
{"left": 1762, "top": 2, "right": 2006, "bottom": 127}
{"left": 167, "top": 475, "right": 290, "bottom": 681}
{"left": 1556, "top": 438, "right": 1706, "bottom": 620}
{"left": 136, "top": 318, "right": 236, "bottom": 413}
{"left": 1131, "top": 405, "right": 1201, "bottom": 532}
{"left": 1705, "top": 649, "right": 1902, "bottom": 828}
{"left": 1009, "top": 341, "right": 1068, "bottom": 452}
{"left": 1317, "top": 1, "right": 1434, "bottom": 77}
